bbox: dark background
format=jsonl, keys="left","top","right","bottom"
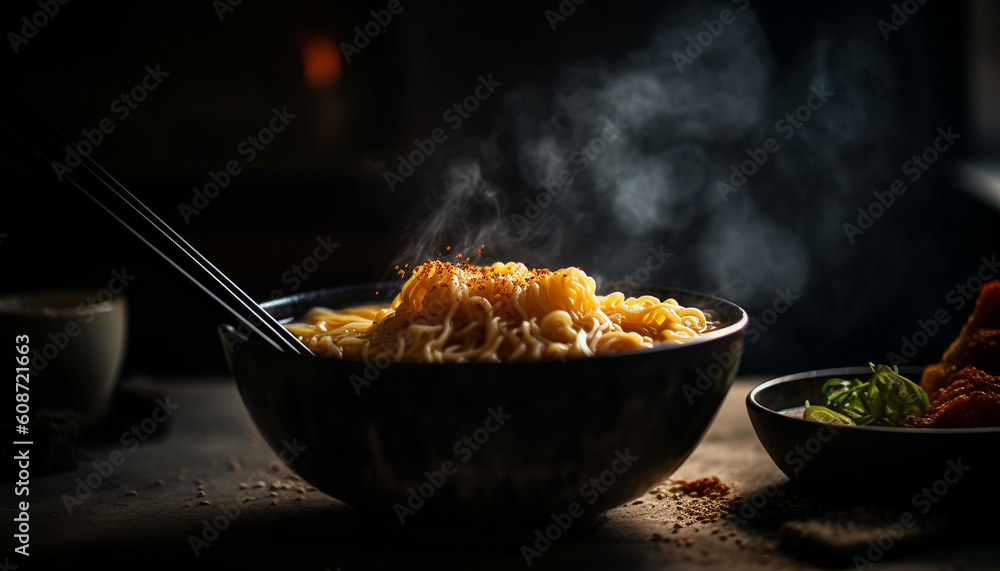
{"left": 1, "top": 0, "right": 998, "bottom": 377}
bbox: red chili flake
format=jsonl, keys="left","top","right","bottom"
{"left": 675, "top": 477, "right": 729, "bottom": 497}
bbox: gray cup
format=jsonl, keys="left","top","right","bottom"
{"left": 0, "top": 289, "right": 127, "bottom": 426}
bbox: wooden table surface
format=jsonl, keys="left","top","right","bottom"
{"left": 6, "top": 377, "right": 997, "bottom": 570}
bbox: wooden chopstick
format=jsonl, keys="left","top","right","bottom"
{"left": 0, "top": 83, "right": 310, "bottom": 355}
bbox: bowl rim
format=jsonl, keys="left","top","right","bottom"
{"left": 748, "top": 366, "right": 1000, "bottom": 435}
{"left": 221, "top": 282, "right": 749, "bottom": 365}
{"left": 0, "top": 288, "right": 125, "bottom": 317}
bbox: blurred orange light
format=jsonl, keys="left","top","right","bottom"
{"left": 300, "top": 35, "right": 342, "bottom": 90}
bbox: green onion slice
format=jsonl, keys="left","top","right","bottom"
{"left": 808, "top": 363, "right": 929, "bottom": 426}
{"left": 803, "top": 401, "right": 855, "bottom": 425}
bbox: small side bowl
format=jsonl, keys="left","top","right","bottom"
{"left": 747, "top": 367, "right": 1000, "bottom": 505}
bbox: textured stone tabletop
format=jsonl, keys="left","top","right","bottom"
{"left": 4, "top": 377, "right": 996, "bottom": 570}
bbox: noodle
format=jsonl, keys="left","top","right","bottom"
{"left": 285, "top": 260, "right": 715, "bottom": 363}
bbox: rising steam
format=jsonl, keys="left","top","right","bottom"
{"left": 390, "top": 1, "right": 898, "bottom": 311}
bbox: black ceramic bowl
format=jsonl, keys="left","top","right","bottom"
{"left": 748, "top": 367, "right": 1000, "bottom": 505}
{"left": 220, "top": 283, "right": 748, "bottom": 531}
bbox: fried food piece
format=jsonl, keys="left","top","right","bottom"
{"left": 904, "top": 366, "right": 1000, "bottom": 428}
{"left": 910, "top": 281, "right": 1000, "bottom": 428}
{"left": 920, "top": 280, "right": 1000, "bottom": 395}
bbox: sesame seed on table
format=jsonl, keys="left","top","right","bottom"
{"left": 9, "top": 377, "right": 998, "bottom": 569}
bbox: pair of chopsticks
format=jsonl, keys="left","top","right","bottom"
{"left": 0, "top": 82, "right": 310, "bottom": 356}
